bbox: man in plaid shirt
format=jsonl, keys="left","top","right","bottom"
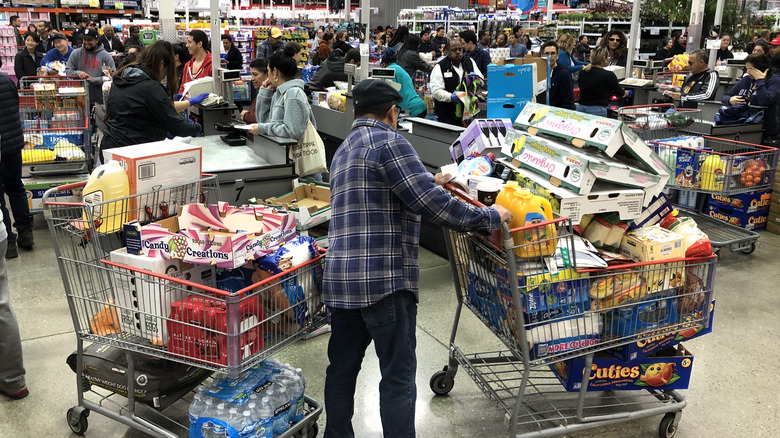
{"left": 323, "top": 80, "right": 512, "bottom": 438}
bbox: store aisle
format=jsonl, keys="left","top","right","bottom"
{"left": 0, "top": 218, "right": 779, "bottom": 438}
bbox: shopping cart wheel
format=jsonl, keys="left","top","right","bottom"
{"left": 741, "top": 243, "right": 756, "bottom": 255}
{"left": 658, "top": 413, "right": 678, "bottom": 438}
{"left": 430, "top": 368, "right": 455, "bottom": 395}
{"left": 292, "top": 422, "right": 319, "bottom": 438}
{"left": 67, "top": 406, "right": 89, "bottom": 435}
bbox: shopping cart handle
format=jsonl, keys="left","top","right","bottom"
{"left": 54, "top": 181, "right": 89, "bottom": 191}
{"left": 443, "top": 182, "right": 486, "bottom": 208}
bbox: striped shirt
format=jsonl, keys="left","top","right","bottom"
{"left": 323, "top": 117, "right": 502, "bottom": 309}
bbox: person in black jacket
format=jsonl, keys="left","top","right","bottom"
{"left": 306, "top": 48, "right": 360, "bottom": 91}
{"left": 220, "top": 34, "right": 244, "bottom": 70}
{"left": 99, "top": 25, "right": 124, "bottom": 53}
{"left": 398, "top": 35, "right": 432, "bottom": 79}
{"left": 0, "top": 72, "right": 34, "bottom": 257}
{"left": 576, "top": 47, "right": 627, "bottom": 116}
{"left": 542, "top": 41, "right": 575, "bottom": 111}
{"left": 332, "top": 31, "right": 353, "bottom": 57}
{"left": 14, "top": 32, "right": 43, "bottom": 82}
{"left": 653, "top": 37, "right": 674, "bottom": 66}
{"left": 670, "top": 31, "right": 687, "bottom": 56}
{"left": 101, "top": 41, "right": 203, "bottom": 162}
{"left": 460, "top": 30, "right": 491, "bottom": 77}
{"left": 418, "top": 28, "right": 440, "bottom": 57}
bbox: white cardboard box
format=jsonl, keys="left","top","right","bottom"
{"left": 103, "top": 140, "right": 202, "bottom": 220}
{"left": 109, "top": 248, "right": 216, "bottom": 346}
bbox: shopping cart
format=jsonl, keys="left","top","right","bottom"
{"left": 19, "top": 76, "right": 92, "bottom": 174}
{"left": 430, "top": 184, "right": 716, "bottom": 438}
{"left": 44, "top": 175, "right": 324, "bottom": 438}
{"left": 619, "top": 104, "right": 779, "bottom": 254}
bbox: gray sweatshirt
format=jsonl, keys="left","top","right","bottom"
{"left": 66, "top": 45, "right": 116, "bottom": 104}
{"left": 255, "top": 79, "right": 316, "bottom": 141}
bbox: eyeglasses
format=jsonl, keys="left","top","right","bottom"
{"left": 609, "top": 37, "right": 622, "bottom": 42}
{"left": 393, "top": 105, "right": 401, "bottom": 116}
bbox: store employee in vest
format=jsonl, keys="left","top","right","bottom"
{"left": 430, "top": 39, "right": 483, "bottom": 126}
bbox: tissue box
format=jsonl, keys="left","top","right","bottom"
{"left": 550, "top": 344, "right": 694, "bottom": 392}
{"left": 619, "top": 227, "right": 685, "bottom": 263}
{"left": 513, "top": 103, "right": 672, "bottom": 180}
{"left": 109, "top": 247, "right": 216, "bottom": 346}
{"left": 509, "top": 132, "right": 664, "bottom": 196}
{"left": 103, "top": 140, "right": 202, "bottom": 220}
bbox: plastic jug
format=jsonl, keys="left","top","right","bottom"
{"left": 494, "top": 181, "right": 520, "bottom": 210}
{"left": 506, "top": 188, "right": 557, "bottom": 258}
{"left": 699, "top": 154, "right": 725, "bottom": 191}
{"left": 82, "top": 160, "right": 130, "bottom": 234}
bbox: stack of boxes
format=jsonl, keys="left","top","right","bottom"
{"left": 769, "top": 169, "right": 780, "bottom": 234}
{"left": 706, "top": 190, "right": 772, "bottom": 231}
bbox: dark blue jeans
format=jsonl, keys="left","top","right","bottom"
{"left": 0, "top": 151, "right": 33, "bottom": 241}
{"left": 324, "top": 291, "right": 418, "bottom": 438}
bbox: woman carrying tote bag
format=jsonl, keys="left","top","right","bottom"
{"left": 250, "top": 46, "right": 326, "bottom": 178}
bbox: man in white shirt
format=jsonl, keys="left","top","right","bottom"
{"left": 429, "top": 39, "right": 483, "bottom": 126}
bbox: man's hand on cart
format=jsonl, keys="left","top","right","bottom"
{"left": 493, "top": 204, "right": 513, "bottom": 224}
{"left": 77, "top": 72, "right": 93, "bottom": 82}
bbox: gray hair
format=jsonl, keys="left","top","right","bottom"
{"left": 691, "top": 49, "right": 709, "bottom": 63}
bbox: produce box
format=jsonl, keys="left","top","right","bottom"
{"left": 619, "top": 226, "right": 685, "bottom": 263}
{"left": 23, "top": 174, "right": 88, "bottom": 211}
{"left": 124, "top": 203, "right": 296, "bottom": 269}
{"left": 103, "top": 140, "right": 202, "bottom": 221}
{"left": 264, "top": 181, "right": 331, "bottom": 230}
{"left": 512, "top": 103, "right": 672, "bottom": 181}
{"left": 508, "top": 131, "right": 664, "bottom": 197}
{"left": 510, "top": 163, "right": 645, "bottom": 225}
{"left": 487, "top": 97, "right": 531, "bottom": 121}
{"left": 708, "top": 190, "right": 771, "bottom": 213}
{"left": 109, "top": 247, "right": 216, "bottom": 346}
{"left": 609, "top": 301, "right": 715, "bottom": 362}
{"left": 707, "top": 204, "right": 768, "bottom": 230}
{"left": 487, "top": 63, "right": 534, "bottom": 100}
{"left": 550, "top": 344, "right": 694, "bottom": 392}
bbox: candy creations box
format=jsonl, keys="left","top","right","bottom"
{"left": 509, "top": 132, "right": 664, "bottom": 197}
{"left": 124, "top": 203, "right": 296, "bottom": 269}
{"left": 707, "top": 204, "right": 768, "bottom": 230}
{"left": 509, "top": 162, "right": 645, "bottom": 225}
{"left": 450, "top": 118, "right": 512, "bottom": 162}
{"left": 619, "top": 226, "right": 685, "bottom": 263}
{"left": 109, "top": 247, "right": 216, "bottom": 346}
{"left": 550, "top": 344, "right": 694, "bottom": 392}
{"left": 609, "top": 301, "right": 715, "bottom": 362}
{"left": 103, "top": 140, "right": 202, "bottom": 220}
{"left": 263, "top": 181, "right": 331, "bottom": 230}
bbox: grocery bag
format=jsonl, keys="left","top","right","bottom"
{"left": 289, "top": 119, "right": 327, "bottom": 176}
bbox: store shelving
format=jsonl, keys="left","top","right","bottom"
{"left": 397, "top": 7, "right": 479, "bottom": 33}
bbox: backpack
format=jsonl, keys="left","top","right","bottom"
{"left": 309, "top": 49, "right": 321, "bottom": 67}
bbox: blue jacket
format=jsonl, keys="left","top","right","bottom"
{"left": 722, "top": 74, "right": 780, "bottom": 136}
{"left": 40, "top": 46, "right": 74, "bottom": 67}
{"left": 465, "top": 48, "right": 492, "bottom": 78}
{"left": 558, "top": 49, "right": 588, "bottom": 73}
{"left": 387, "top": 63, "right": 427, "bottom": 117}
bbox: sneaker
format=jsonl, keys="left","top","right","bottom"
{"left": 17, "top": 228, "right": 33, "bottom": 249}
{"left": 0, "top": 386, "right": 29, "bottom": 400}
{"left": 5, "top": 241, "right": 18, "bottom": 259}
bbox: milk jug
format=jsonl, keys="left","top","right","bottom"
{"left": 82, "top": 160, "right": 130, "bottom": 233}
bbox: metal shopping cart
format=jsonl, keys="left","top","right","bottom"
{"left": 430, "top": 185, "right": 716, "bottom": 438}
{"left": 619, "top": 104, "right": 779, "bottom": 254}
{"left": 44, "top": 175, "right": 324, "bottom": 438}
{"left": 19, "top": 76, "right": 92, "bottom": 175}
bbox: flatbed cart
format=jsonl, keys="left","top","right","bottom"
{"left": 619, "top": 104, "right": 779, "bottom": 255}
{"left": 44, "top": 175, "right": 324, "bottom": 438}
{"left": 430, "top": 185, "right": 716, "bottom": 438}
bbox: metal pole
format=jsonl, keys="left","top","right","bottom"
{"left": 212, "top": 0, "right": 221, "bottom": 94}
{"left": 708, "top": 0, "right": 726, "bottom": 70}
{"left": 546, "top": 3, "right": 553, "bottom": 25}
{"left": 688, "top": 0, "right": 706, "bottom": 54}
{"left": 625, "top": 0, "right": 641, "bottom": 78}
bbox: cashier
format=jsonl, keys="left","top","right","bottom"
{"left": 663, "top": 50, "right": 718, "bottom": 109}
{"left": 429, "top": 39, "right": 483, "bottom": 126}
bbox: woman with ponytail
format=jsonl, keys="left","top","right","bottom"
{"left": 380, "top": 47, "right": 427, "bottom": 118}
{"left": 575, "top": 46, "right": 626, "bottom": 116}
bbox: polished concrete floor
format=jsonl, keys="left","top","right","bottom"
{"left": 1, "top": 218, "right": 779, "bottom": 438}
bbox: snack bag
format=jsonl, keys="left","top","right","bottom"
{"left": 583, "top": 213, "right": 632, "bottom": 252}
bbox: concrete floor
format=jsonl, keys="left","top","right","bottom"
{"left": 1, "top": 218, "right": 779, "bottom": 438}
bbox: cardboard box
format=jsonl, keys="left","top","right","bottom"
{"left": 708, "top": 190, "right": 772, "bottom": 213}
{"left": 23, "top": 174, "right": 88, "bottom": 211}
{"left": 124, "top": 203, "right": 296, "bottom": 269}
{"left": 620, "top": 227, "right": 685, "bottom": 263}
{"left": 487, "top": 64, "right": 534, "bottom": 100}
{"left": 609, "top": 301, "right": 715, "bottom": 362}
{"left": 550, "top": 344, "right": 694, "bottom": 392}
{"left": 513, "top": 103, "right": 672, "bottom": 180}
{"left": 264, "top": 182, "right": 331, "bottom": 230}
{"left": 707, "top": 204, "right": 768, "bottom": 230}
{"left": 494, "top": 55, "right": 547, "bottom": 84}
{"left": 510, "top": 163, "right": 646, "bottom": 225}
{"left": 509, "top": 132, "right": 664, "bottom": 196}
{"left": 766, "top": 220, "right": 780, "bottom": 235}
{"left": 109, "top": 248, "right": 216, "bottom": 345}
{"left": 103, "top": 140, "right": 202, "bottom": 220}
{"left": 450, "top": 119, "right": 512, "bottom": 162}
{"left": 487, "top": 98, "right": 531, "bottom": 121}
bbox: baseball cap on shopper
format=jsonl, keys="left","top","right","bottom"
{"left": 770, "top": 37, "right": 780, "bottom": 45}
{"left": 270, "top": 28, "right": 283, "bottom": 39}
{"left": 82, "top": 28, "right": 100, "bottom": 39}
{"left": 353, "top": 79, "right": 402, "bottom": 109}
{"left": 51, "top": 32, "right": 68, "bottom": 41}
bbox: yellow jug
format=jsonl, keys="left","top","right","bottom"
{"left": 82, "top": 160, "right": 130, "bottom": 234}
{"left": 699, "top": 154, "right": 725, "bottom": 191}
{"left": 508, "top": 188, "right": 558, "bottom": 258}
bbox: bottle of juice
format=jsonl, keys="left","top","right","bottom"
{"left": 509, "top": 188, "right": 558, "bottom": 258}
{"left": 494, "top": 181, "right": 519, "bottom": 210}
{"left": 82, "top": 160, "right": 130, "bottom": 234}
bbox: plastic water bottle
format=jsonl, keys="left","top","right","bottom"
{"left": 210, "top": 403, "right": 228, "bottom": 438}
{"left": 253, "top": 397, "right": 274, "bottom": 438}
{"left": 226, "top": 407, "right": 242, "bottom": 437}
{"left": 189, "top": 394, "right": 207, "bottom": 430}
{"left": 238, "top": 410, "right": 255, "bottom": 438}
{"left": 197, "top": 397, "right": 215, "bottom": 437}
{"left": 288, "top": 375, "right": 305, "bottom": 423}
{"left": 269, "top": 383, "right": 291, "bottom": 435}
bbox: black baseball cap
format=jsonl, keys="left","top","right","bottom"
{"left": 82, "top": 28, "right": 99, "bottom": 39}
{"left": 353, "top": 79, "right": 402, "bottom": 109}
{"left": 51, "top": 32, "right": 67, "bottom": 41}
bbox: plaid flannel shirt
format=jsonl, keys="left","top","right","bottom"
{"left": 323, "top": 117, "right": 502, "bottom": 309}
